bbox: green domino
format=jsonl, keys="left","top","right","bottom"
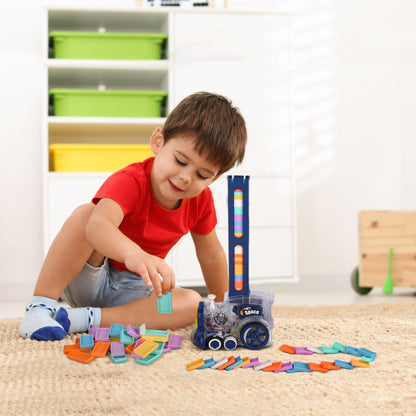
{"left": 332, "top": 342, "right": 347, "bottom": 353}
{"left": 320, "top": 346, "right": 339, "bottom": 354}
{"left": 157, "top": 291, "right": 172, "bottom": 314}
{"left": 109, "top": 353, "right": 128, "bottom": 364}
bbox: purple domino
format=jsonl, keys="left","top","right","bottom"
{"left": 126, "top": 324, "right": 140, "bottom": 339}
{"left": 274, "top": 362, "right": 293, "bottom": 373}
{"left": 242, "top": 357, "right": 260, "bottom": 368}
{"left": 295, "top": 347, "right": 314, "bottom": 355}
{"left": 88, "top": 327, "right": 98, "bottom": 338}
{"left": 167, "top": 335, "right": 182, "bottom": 350}
{"left": 110, "top": 342, "right": 126, "bottom": 357}
{"left": 162, "top": 345, "right": 171, "bottom": 354}
{"left": 95, "top": 327, "right": 110, "bottom": 342}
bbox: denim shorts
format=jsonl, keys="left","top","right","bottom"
{"left": 61, "top": 258, "right": 153, "bottom": 308}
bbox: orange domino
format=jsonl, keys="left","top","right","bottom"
{"left": 351, "top": 359, "right": 370, "bottom": 368}
{"left": 125, "top": 341, "right": 137, "bottom": 355}
{"left": 308, "top": 362, "right": 328, "bottom": 373}
{"left": 263, "top": 361, "right": 283, "bottom": 372}
{"left": 91, "top": 342, "right": 110, "bottom": 357}
{"left": 186, "top": 358, "right": 205, "bottom": 371}
{"left": 279, "top": 344, "right": 296, "bottom": 354}
{"left": 217, "top": 356, "right": 235, "bottom": 370}
{"left": 320, "top": 361, "right": 341, "bottom": 370}
{"left": 64, "top": 344, "right": 81, "bottom": 354}
{"left": 64, "top": 344, "right": 90, "bottom": 354}
{"left": 67, "top": 350, "right": 95, "bottom": 364}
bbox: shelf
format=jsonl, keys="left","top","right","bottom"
{"left": 48, "top": 65, "right": 169, "bottom": 90}
{"left": 47, "top": 59, "right": 169, "bottom": 71}
{"left": 48, "top": 116, "right": 165, "bottom": 125}
{"left": 48, "top": 117, "right": 165, "bottom": 143}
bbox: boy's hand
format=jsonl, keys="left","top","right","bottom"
{"left": 124, "top": 249, "right": 175, "bottom": 297}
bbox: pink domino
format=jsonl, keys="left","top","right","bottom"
{"left": 110, "top": 342, "right": 126, "bottom": 357}
{"left": 167, "top": 335, "right": 182, "bottom": 350}
{"left": 126, "top": 324, "right": 140, "bottom": 339}
{"left": 295, "top": 347, "right": 314, "bottom": 355}
{"left": 242, "top": 357, "right": 260, "bottom": 368}
{"left": 95, "top": 328, "right": 110, "bottom": 342}
{"left": 274, "top": 362, "right": 293, "bottom": 373}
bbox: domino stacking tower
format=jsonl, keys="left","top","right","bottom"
{"left": 191, "top": 176, "right": 274, "bottom": 350}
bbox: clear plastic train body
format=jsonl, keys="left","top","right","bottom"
{"left": 191, "top": 176, "right": 274, "bottom": 351}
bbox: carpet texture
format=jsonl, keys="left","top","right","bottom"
{"left": 1, "top": 302, "right": 415, "bottom": 416}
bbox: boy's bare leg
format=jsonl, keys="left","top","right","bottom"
{"left": 33, "top": 203, "right": 102, "bottom": 300}
{"left": 100, "top": 288, "right": 202, "bottom": 330}
{"left": 19, "top": 203, "right": 101, "bottom": 340}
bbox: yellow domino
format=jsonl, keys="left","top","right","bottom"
{"left": 234, "top": 356, "right": 250, "bottom": 369}
{"left": 186, "top": 358, "right": 205, "bottom": 371}
{"left": 141, "top": 335, "right": 169, "bottom": 343}
{"left": 133, "top": 340, "right": 159, "bottom": 359}
{"left": 351, "top": 359, "right": 370, "bottom": 368}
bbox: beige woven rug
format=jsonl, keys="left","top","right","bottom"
{"left": 1, "top": 302, "right": 415, "bottom": 416}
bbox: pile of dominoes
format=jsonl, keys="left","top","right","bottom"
{"left": 64, "top": 323, "right": 182, "bottom": 365}
{"left": 186, "top": 342, "right": 376, "bottom": 373}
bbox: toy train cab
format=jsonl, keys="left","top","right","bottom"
{"left": 191, "top": 176, "right": 275, "bottom": 351}
{"left": 191, "top": 290, "right": 274, "bottom": 350}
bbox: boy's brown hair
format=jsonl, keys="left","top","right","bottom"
{"left": 163, "top": 92, "right": 247, "bottom": 175}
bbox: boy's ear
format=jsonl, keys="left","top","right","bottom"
{"left": 150, "top": 126, "right": 164, "bottom": 154}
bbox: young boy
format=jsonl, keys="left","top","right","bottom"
{"left": 19, "top": 92, "right": 247, "bottom": 341}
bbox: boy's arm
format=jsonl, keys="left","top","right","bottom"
{"left": 191, "top": 229, "right": 228, "bottom": 301}
{"left": 85, "top": 198, "right": 174, "bottom": 296}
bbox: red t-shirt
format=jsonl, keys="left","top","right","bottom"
{"left": 92, "top": 157, "right": 217, "bottom": 271}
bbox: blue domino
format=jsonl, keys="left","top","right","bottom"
{"left": 80, "top": 334, "right": 94, "bottom": 349}
{"left": 334, "top": 359, "right": 353, "bottom": 370}
{"left": 197, "top": 358, "right": 216, "bottom": 369}
{"left": 109, "top": 324, "right": 124, "bottom": 338}
{"left": 287, "top": 362, "right": 312, "bottom": 373}
{"left": 346, "top": 346, "right": 362, "bottom": 356}
{"left": 357, "top": 348, "right": 377, "bottom": 359}
{"left": 226, "top": 356, "right": 244, "bottom": 371}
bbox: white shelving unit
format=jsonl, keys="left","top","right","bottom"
{"left": 43, "top": 6, "right": 296, "bottom": 287}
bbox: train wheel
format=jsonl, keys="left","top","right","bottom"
{"left": 223, "top": 336, "right": 238, "bottom": 351}
{"left": 240, "top": 323, "right": 269, "bottom": 350}
{"left": 207, "top": 337, "right": 222, "bottom": 350}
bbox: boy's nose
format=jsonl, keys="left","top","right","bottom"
{"left": 179, "top": 170, "right": 191, "bottom": 184}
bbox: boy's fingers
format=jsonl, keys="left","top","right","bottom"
{"left": 140, "top": 270, "right": 152, "bottom": 288}
{"left": 159, "top": 265, "right": 175, "bottom": 293}
{"left": 148, "top": 270, "right": 163, "bottom": 297}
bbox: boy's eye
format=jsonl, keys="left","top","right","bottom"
{"left": 175, "top": 157, "right": 186, "bottom": 166}
{"left": 197, "top": 172, "right": 208, "bottom": 180}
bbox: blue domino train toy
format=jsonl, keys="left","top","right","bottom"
{"left": 191, "top": 176, "right": 274, "bottom": 350}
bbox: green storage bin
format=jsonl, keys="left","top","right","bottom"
{"left": 50, "top": 89, "right": 167, "bottom": 118}
{"left": 50, "top": 31, "right": 167, "bottom": 60}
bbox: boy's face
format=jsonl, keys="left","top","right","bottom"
{"left": 150, "top": 128, "right": 220, "bottom": 210}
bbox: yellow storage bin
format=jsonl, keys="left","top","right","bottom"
{"left": 50, "top": 144, "right": 154, "bottom": 172}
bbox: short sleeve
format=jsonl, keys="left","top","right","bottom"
{"left": 92, "top": 169, "right": 142, "bottom": 216}
{"left": 191, "top": 187, "right": 217, "bottom": 235}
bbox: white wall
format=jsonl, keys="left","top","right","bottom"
{"left": 1, "top": 0, "right": 415, "bottom": 300}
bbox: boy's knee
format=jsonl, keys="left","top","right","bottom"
{"left": 181, "top": 289, "right": 202, "bottom": 316}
